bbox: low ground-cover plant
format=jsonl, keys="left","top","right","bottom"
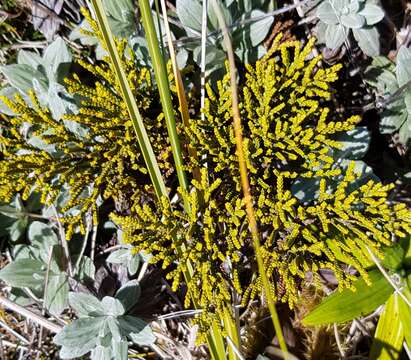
{"left": 1, "top": 0, "right": 411, "bottom": 358}
{"left": 1, "top": 11, "right": 410, "bottom": 348}
{"left": 54, "top": 281, "right": 155, "bottom": 359}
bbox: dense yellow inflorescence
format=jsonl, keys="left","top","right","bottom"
{"left": 0, "top": 16, "right": 409, "bottom": 340}
{"left": 113, "top": 36, "right": 410, "bottom": 335}
{"left": 0, "top": 16, "right": 174, "bottom": 238}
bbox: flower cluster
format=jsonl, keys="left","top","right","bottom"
{"left": 0, "top": 19, "right": 409, "bottom": 338}
{"left": 0, "top": 13, "right": 173, "bottom": 239}
{"left": 114, "top": 35, "right": 411, "bottom": 334}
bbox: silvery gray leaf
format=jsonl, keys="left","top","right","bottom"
{"left": 396, "top": 46, "right": 411, "bottom": 87}
{"left": 31, "top": 0, "right": 64, "bottom": 41}
{"left": 45, "top": 273, "right": 69, "bottom": 315}
{"left": 68, "top": 292, "right": 105, "bottom": 317}
{"left": 43, "top": 37, "right": 72, "bottom": 82}
{"left": 352, "top": 26, "right": 380, "bottom": 56}
{"left": 317, "top": 1, "right": 339, "bottom": 25}
{"left": 102, "top": 296, "right": 125, "bottom": 316}
{"left": 340, "top": 13, "right": 365, "bottom": 28}
{"left": 358, "top": 3, "right": 385, "bottom": 25}
{"left": 325, "top": 23, "right": 348, "bottom": 49}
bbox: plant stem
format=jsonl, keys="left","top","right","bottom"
{"left": 139, "top": 0, "right": 190, "bottom": 211}
{"left": 159, "top": 0, "right": 202, "bottom": 184}
{"left": 210, "top": 0, "right": 288, "bottom": 357}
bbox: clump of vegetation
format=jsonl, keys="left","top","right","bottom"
{"left": 0, "top": 0, "right": 410, "bottom": 359}
{"left": 114, "top": 35, "right": 410, "bottom": 333}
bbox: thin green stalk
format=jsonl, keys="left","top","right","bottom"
{"left": 90, "top": 0, "right": 167, "bottom": 201}
{"left": 138, "top": 0, "right": 190, "bottom": 212}
{"left": 159, "top": 0, "right": 202, "bottom": 186}
{"left": 210, "top": 0, "right": 288, "bottom": 357}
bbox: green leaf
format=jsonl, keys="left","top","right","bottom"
{"left": 400, "top": 235, "right": 411, "bottom": 268}
{"left": 317, "top": 1, "right": 339, "bottom": 25}
{"left": 176, "top": 0, "right": 203, "bottom": 33}
{"left": 68, "top": 292, "right": 105, "bottom": 317}
{"left": 352, "top": 27, "right": 380, "bottom": 56}
{"left": 112, "top": 340, "right": 128, "bottom": 360}
{"left": 325, "top": 23, "right": 348, "bottom": 49}
{"left": 91, "top": 0, "right": 169, "bottom": 202}
{"left": 119, "top": 315, "right": 155, "bottom": 346}
{"left": 106, "top": 248, "right": 130, "bottom": 264}
{"left": 45, "top": 273, "right": 69, "bottom": 315}
{"left": 0, "top": 64, "right": 47, "bottom": 94}
{"left": 28, "top": 221, "right": 59, "bottom": 263}
{"left": 302, "top": 270, "right": 393, "bottom": 325}
{"left": 359, "top": 4, "right": 385, "bottom": 25}
{"left": 397, "top": 289, "right": 411, "bottom": 346}
{"left": 396, "top": 46, "right": 411, "bottom": 87}
{"left": 54, "top": 317, "right": 104, "bottom": 352}
{"left": 369, "top": 293, "right": 404, "bottom": 360}
{"left": 0, "top": 259, "right": 45, "bottom": 288}
{"left": 115, "top": 280, "right": 141, "bottom": 311}
{"left": 340, "top": 13, "right": 365, "bottom": 28}
{"left": 139, "top": 0, "right": 190, "bottom": 206}
{"left": 42, "top": 37, "right": 72, "bottom": 83}
{"left": 102, "top": 296, "right": 125, "bottom": 316}
{"left": 381, "top": 244, "right": 404, "bottom": 271}
{"left": 333, "top": 126, "right": 371, "bottom": 159}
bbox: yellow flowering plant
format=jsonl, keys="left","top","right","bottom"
{"left": 0, "top": 13, "right": 409, "bottom": 345}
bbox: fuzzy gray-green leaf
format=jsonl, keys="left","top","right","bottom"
{"left": 359, "top": 4, "right": 384, "bottom": 25}
{"left": 325, "top": 23, "right": 347, "bottom": 49}
{"left": 0, "top": 259, "right": 45, "bottom": 288}
{"left": 352, "top": 27, "right": 380, "bottom": 56}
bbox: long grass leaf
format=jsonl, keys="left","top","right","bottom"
{"left": 303, "top": 270, "right": 393, "bottom": 326}
{"left": 138, "top": 0, "right": 190, "bottom": 211}
{"left": 159, "top": 0, "right": 201, "bottom": 184}
{"left": 369, "top": 293, "right": 404, "bottom": 360}
{"left": 89, "top": 0, "right": 168, "bottom": 201}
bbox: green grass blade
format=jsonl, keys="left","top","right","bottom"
{"left": 369, "top": 293, "right": 404, "bottom": 360}
{"left": 138, "top": 0, "right": 190, "bottom": 211}
{"left": 90, "top": 0, "right": 168, "bottom": 201}
{"left": 398, "top": 288, "right": 411, "bottom": 347}
{"left": 303, "top": 270, "right": 393, "bottom": 326}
